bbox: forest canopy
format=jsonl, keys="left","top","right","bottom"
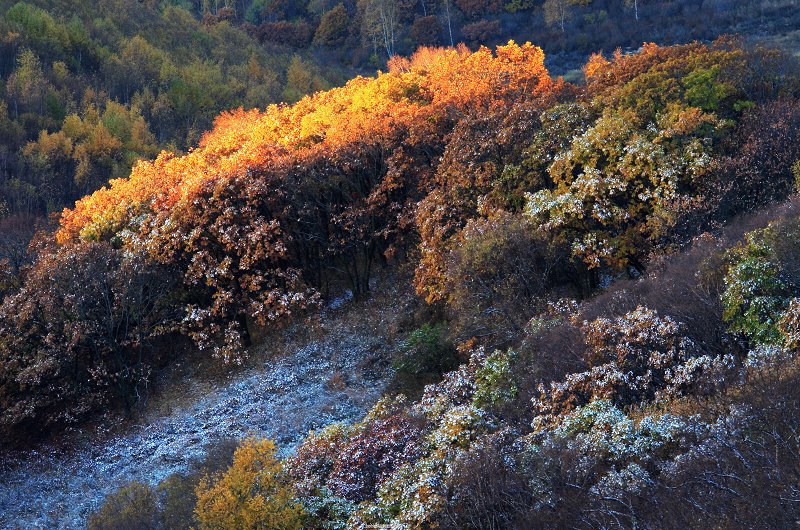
{"left": 2, "top": 36, "right": 799, "bottom": 444}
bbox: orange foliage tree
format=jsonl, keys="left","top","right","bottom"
{"left": 55, "top": 41, "right": 556, "bottom": 361}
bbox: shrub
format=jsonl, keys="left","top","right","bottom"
{"left": 461, "top": 19, "right": 502, "bottom": 44}
{"left": 472, "top": 349, "right": 518, "bottom": 408}
{"left": 531, "top": 307, "right": 720, "bottom": 423}
{"left": 444, "top": 213, "right": 572, "bottom": 346}
{"left": 87, "top": 482, "right": 159, "bottom": 530}
{"left": 711, "top": 99, "right": 800, "bottom": 220}
{"left": 722, "top": 232, "right": 790, "bottom": 346}
{"left": 392, "top": 323, "right": 459, "bottom": 393}
{"left": 89, "top": 438, "right": 240, "bottom": 530}
{"left": 327, "top": 413, "right": 423, "bottom": 502}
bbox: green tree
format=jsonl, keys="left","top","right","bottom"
{"left": 313, "top": 4, "right": 349, "bottom": 47}
{"left": 6, "top": 49, "right": 49, "bottom": 117}
{"left": 722, "top": 232, "right": 791, "bottom": 346}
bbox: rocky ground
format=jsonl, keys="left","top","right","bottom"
{"left": 0, "top": 294, "right": 398, "bottom": 529}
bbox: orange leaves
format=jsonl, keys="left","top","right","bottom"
{"left": 583, "top": 51, "right": 611, "bottom": 86}
{"left": 57, "top": 42, "right": 555, "bottom": 247}
{"left": 408, "top": 41, "right": 552, "bottom": 111}
{"left": 50, "top": 42, "right": 562, "bottom": 362}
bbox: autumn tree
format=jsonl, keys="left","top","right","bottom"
{"left": 0, "top": 243, "right": 178, "bottom": 440}
{"left": 440, "top": 0, "right": 454, "bottom": 46}
{"left": 194, "top": 438, "right": 305, "bottom": 530}
{"left": 410, "top": 15, "right": 441, "bottom": 46}
{"left": 6, "top": 49, "right": 50, "bottom": 118}
{"left": 0, "top": 214, "right": 37, "bottom": 273}
{"left": 625, "top": 0, "right": 642, "bottom": 21}
{"left": 454, "top": 0, "right": 502, "bottom": 19}
{"left": 360, "top": 0, "right": 403, "bottom": 58}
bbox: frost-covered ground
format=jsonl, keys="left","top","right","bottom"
{"left": 0, "top": 321, "right": 392, "bottom": 529}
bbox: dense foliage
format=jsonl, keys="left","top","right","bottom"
{"left": 4, "top": 35, "right": 800, "bottom": 444}
{"left": 0, "top": 7, "right": 796, "bottom": 523}
{"left": 108, "top": 198, "right": 800, "bottom": 530}
{"left": 0, "top": 0, "right": 351, "bottom": 218}
{"left": 0, "top": 0, "right": 789, "bottom": 225}
{"left": 30, "top": 9, "right": 800, "bottom": 526}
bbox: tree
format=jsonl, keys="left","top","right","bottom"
{"left": 0, "top": 243, "right": 178, "bottom": 440}
{"left": 411, "top": 15, "right": 441, "bottom": 46}
{"left": 360, "top": 0, "right": 402, "bottom": 57}
{"left": 0, "top": 214, "right": 37, "bottom": 274}
{"left": 454, "top": 0, "right": 501, "bottom": 19}
{"left": 283, "top": 55, "right": 323, "bottom": 103}
{"left": 543, "top": 0, "right": 589, "bottom": 31}
{"left": 6, "top": 49, "right": 50, "bottom": 117}
{"left": 441, "top": 0, "right": 454, "bottom": 46}
{"left": 313, "top": 3, "right": 350, "bottom": 47}
{"left": 194, "top": 439, "right": 305, "bottom": 529}
{"left": 625, "top": 0, "right": 641, "bottom": 21}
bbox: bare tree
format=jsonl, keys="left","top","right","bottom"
{"left": 625, "top": 0, "right": 640, "bottom": 21}
{"left": 361, "top": 0, "right": 400, "bottom": 57}
{"left": 441, "top": 0, "right": 454, "bottom": 46}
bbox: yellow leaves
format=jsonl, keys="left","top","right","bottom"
{"left": 23, "top": 130, "right": 73, "bottom": 161}
{"left": 657, "top": 104, "right": 719, "bottom": 139}
{"left": 194, "top": 438, "right": 305, "bottom": 530}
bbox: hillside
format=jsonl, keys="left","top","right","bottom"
{"left": 0, "top": 0, "right": 793, "bottom": 224}
{"left": 2, "top": 3, "right": 800, "bottom": 529}
{"left": 0, "top": 0, "right": 346, "bottom": 239}
{"left": 0, "top": 285, "right": 402, "bottom": 528}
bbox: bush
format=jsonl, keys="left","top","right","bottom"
{"left": 461, "top": 19, "right": 502, "bottom": 44}
{"left": 472, "top": 349, "right": 518, "bottom": 408}
{"left": 87, "top": 482, "right": 160, "bottom": 530}
{"left": 392, "top": 323, "right": 459, "bottom": 394}
{"left": 444, "top": 213, "right": 572, "bottom": 346}
{"left": 89, "top": 438, "right": 240, "bottom": 530}
{"left": 722, "top": 232, "right": 790, "bottom": 346}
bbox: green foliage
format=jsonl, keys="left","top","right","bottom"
{"left": 722, "top": 232, "right": 790, "bottom": 345}
{"left": 245, "top": 0, "right": 268, "bottom": 24}
{"left": 504, "top": 0, "right": 534, "bottom": 13}
{"left": 393, "top": 323, "right": 459, "bottom": 391}
{"left": 313, "top": 4, "right": 349, "bottom": 47}
{"left": 682, "top": 65, "right": 733, "bottom": 112}
{"left": 473, "top": 349, "right": 518, "bottom": 408}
